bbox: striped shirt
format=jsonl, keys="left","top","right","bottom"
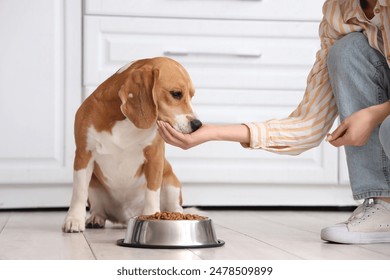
{"left": 244, "top": 0, "right": 390, "bottom": 155}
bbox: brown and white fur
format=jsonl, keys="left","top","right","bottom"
{"left": 62, "top": 57, "right": 202, "bottom": 233}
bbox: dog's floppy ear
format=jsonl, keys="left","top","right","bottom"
{"left": 118, "top": 66, "right": 159, "bottom": 129}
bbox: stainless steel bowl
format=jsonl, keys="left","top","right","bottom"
{"left": 117, "top": 217, "right": 225, "bottom": 249}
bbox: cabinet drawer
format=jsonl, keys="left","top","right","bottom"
{"left": 84, "top": 16, "right": 320, "bottom": 92}
{"left": 85, "top": 0, "right": 324, "bottom": 21}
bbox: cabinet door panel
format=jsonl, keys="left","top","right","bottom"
{"left": 0, "top": 0, "right": 81, "bottom": 184}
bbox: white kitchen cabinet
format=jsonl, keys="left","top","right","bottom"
{"left": 0, "top": 0, "right": 82, "bottom": 208}
{"left": 0, "top": 0, "right": 355, "bottom": 208}
{"left": 83, "top": 0, "right": 355, "bottom": 206}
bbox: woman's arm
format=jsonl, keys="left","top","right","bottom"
{"left": 157, "top": 121, "right": 250, "bottom": 150}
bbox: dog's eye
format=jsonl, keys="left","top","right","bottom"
{"left": 170, "top": 91, "right": 183, "bottom": 100}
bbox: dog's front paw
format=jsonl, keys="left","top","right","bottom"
{"left": 86, "top": 215, "right": 106, "bottom": 229}
{"left": 62, "top": 214, "right": 85, "bottom": 233}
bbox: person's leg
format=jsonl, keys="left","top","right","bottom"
{"left": 380, "top": 116, "right": 390, "bottom": 159}
{"left": 327, "top": 32, "right": 390, "bottom": 200}
{"left": 379, "top": 117, "right": 390, "bottom": 203}
{"left": 322, "top": 32, "right": 390, "bottom": 244}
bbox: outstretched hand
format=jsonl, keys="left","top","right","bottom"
{"left": 157, "top": 121, "right": 213, "bottom": 150}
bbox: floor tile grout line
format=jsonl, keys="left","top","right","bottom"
{"left": 186, "top": 248, "right": 204, "bottom": 260}
{"left": 0, "top": 214, "right": 11, "bottom": 236}
{"left": 83, "top": 232, "right": 98, "bottom": 260}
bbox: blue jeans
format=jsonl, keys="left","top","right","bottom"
{"left": 327, "top": 32, "right": 390, "bottom": 200}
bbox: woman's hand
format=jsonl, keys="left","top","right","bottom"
{"left": 157, "top": 121, "right": 250, "bottom": 149}
{"left": 157, "top": 121, "right": 215, "bottom": 149}
{"left": 327, "top": 103, "right": 390, "bottom": 147}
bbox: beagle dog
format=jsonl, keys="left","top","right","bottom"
{"left": 62, "top": 57, "right": 202, "bottom": 233}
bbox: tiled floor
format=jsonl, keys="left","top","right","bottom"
{"left": 0, "top": 209, "right": 389, "bottom": 260}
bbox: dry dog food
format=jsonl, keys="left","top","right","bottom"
{"left": 138, "top": 212, "right": 207, "bottom": 221}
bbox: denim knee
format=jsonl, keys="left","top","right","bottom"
{"left": 380, "top": 115, "right": 390, "bottom": 158}
{"left": 327, "top": 32, "right": 367, "bottom": 74}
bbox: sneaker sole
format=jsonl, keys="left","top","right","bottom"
{"left": 321, "top": 228, "right": 390, "bottom": 244}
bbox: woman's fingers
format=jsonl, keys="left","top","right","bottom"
{"left": 157, "top": 121, "right": 190, "bottom": 149}
{"left": 157, "top": 121, "right": 175, "bottom": 142}
{"left": 327, "top": 121, "right": 348, "bottom": 147}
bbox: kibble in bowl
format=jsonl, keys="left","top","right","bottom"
{"left": 137, "top": 211, "right": 207, "bottom": 221}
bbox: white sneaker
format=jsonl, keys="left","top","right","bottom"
{"left": 321, "top": 198, "right": 390, "bottom": 244}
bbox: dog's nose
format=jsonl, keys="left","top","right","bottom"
{"left": 190, "top": 119, "right": 202, "bottom": 132}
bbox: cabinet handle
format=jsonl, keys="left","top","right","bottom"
{"left": 163, "top": 50, "right": 262, "bottom": 59}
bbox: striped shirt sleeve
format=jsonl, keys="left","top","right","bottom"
{"left": 243, "top": 0, "right": 352, "bottom": 155}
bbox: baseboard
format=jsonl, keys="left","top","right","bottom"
{"left": 0, "top": 183, "right": 358, "bottom": 209}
